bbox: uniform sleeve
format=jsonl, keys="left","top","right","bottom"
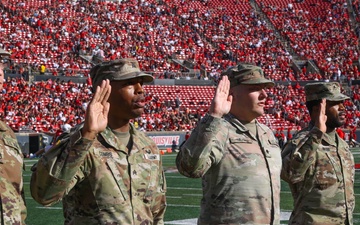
{"left": 176, "top": 115, "right": 228, "bottom": 178}
{"left": 30, "top": 129, "right": 94, "bottom": 206}
{"left": 0, "top": 126, "right": 27, "bottom": 224}
{"left": 281, "top": 127, "right": 323, "bottom": 184}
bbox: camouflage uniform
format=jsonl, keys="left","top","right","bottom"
{"left": 0, "top": 121, "right": 26, "bottom": 225}
{"left": 31, "top": 124, "right": 166, "bottom": 225}
{"left": 281, "top": 125, "right": 354, "bottom": 224}
{"left": 281, "top": 82, "right": 355, "bottom": 225}
{"left": 176, "top": 114, "right": 282, "bottom": 224}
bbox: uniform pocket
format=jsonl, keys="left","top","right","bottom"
{"left": 85, "top": 154, "right": 130, "bottom": 212}
{"left": 325, "top": 152, "right": 343, "bottom": 182}
{"left": 128, "top": 149, "right": 161, "bottom": 203}
{"left": 228, "top": 136, "right": 253, "bottom": 160}
{"left": 314, "top": 152, "right": 342, "bottom": 190}
{"left": 106, "top": 159, "right": 129, "bottom": 201}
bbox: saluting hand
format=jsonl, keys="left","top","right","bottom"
{"left": 82, "top": 79, "right": 111, "bottom": 140}
{"left": 209, "top": 75, "right": 233, "bottom": 118}
{"left": 314, "top": 98, "right": 327, "bottom": 133}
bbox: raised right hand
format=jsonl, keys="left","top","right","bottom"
{"left": 209, "top": 76, "right": 233, "bottom": 118}
{"left": 82, "top": 79, "right": 111, "bottom": 140}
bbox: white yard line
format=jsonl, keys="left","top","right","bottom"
{"left": 35, "top": 207, "right": 62, "bottom": 210}
{"left": 167, "top": 187, "right": 201, "bottom": 191}
{"left": 164, "top": 212, "right": 293, "bottom": 225}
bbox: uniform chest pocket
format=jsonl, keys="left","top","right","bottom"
{"left": 325, "top": 152, "right": 343, "bottom": 183}
{"left": 314, "top": 152, "right": 343, "bottom": 190}
{"left": 106, "top": 159, "right": 130, "bottom": 201}
{"left": 129, "top": 151, "right": 161, "bottom": 203}
{"left": 228, "top": 136, "right": 255, "bottom": 160}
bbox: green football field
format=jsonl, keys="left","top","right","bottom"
{"left": 23, "top": 148, "right": 360, "bottom": 225}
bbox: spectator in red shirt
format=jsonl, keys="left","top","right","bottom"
{"left": 336, "top": 127, "right": 345, "bottom": 140}
{"left": 185, "top": 131, "right": 190, "bottom": 141}
{"left": 349, "top": 126, "right": 358, "bottom": 146}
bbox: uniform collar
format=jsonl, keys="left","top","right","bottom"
{"left": 99, "top": 123, "right": 137, "bottom": 152}
{"left": 308, "top": 123, "right": 345, "bottom": 147}
{"left": 224, "top": 113, "right": 248, "bottom": 132}
{"left": 224, "top": 113, "right": 268, "bottom": 140}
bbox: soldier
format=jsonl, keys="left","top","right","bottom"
{"left": 281, "top": 82, "right": 355, "bottom": 224}
{"left": 30, "top": 58, "right": 167, "bottom": 224}
{"left": 176, "top": 63, "right": 282, "bottom": 224}
{"left": 0, "top": 56, "right": 27, "bottom": 224}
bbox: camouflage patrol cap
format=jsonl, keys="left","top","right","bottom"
{"left": 305, "top": 82, "right": 349, "bottom": 102}
{"left": 221, "top": 63, "right": 274, "bottom": 88}
{"left": 90, "top": 58, "right": 154, "bottom": 88}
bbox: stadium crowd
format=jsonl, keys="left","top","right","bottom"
{"left": 0, "top": 0, "right": 357, "bottom": 83}
{"left": 259, "top": 0, "right": 359, "bottom": 80}
{"left": 0, "top": 1, "right": 358, "bottom": 225}
{"left": 1, "top": 76, "right": 359, "bottom": 140}
{"left": 0, "top": 0, "right": 357, "bottom": 138}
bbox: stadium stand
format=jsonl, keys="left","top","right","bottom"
{"left": 257, "top": 0, "right": 359, "bottom": 80}
{"left": 0, "top": 77, "right": 358, "bottom": 137}
{"left": 0, "top": 0, "right": 358, "bottom": 141}
{"left": 0, "top": 0, "right": 357, "bottom": 81}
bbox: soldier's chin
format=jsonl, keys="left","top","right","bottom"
{"left": 337, "top": 120, "right": 345, "bottom": 127}
{"left": 133, "top": 108, "right": 144, "bottom": 117}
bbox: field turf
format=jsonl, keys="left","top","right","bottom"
{"left": 23, "top": 148, "right": 360, "bottom": 224}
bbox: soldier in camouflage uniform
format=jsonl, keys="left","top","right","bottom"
{"left": 30, "top": 58, "right": 167, "bottom": 225}
{"left": 176, "top": 63, "right": 282, "bottom": 224}
{"left": 0, "top": 62, "right": 27, "bottom": 225}
{"left": 281, "top": 82, "right": 355, "bottom": 225}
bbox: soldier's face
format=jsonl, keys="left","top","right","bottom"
{"left": 107, "top": 77, "right": 146, "bottom": 120}
{"left": 325, "top": 100, "right": 346, "bottom": 129}
{"left": 230, "top": 84, "right": 268, "bottom": 122}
